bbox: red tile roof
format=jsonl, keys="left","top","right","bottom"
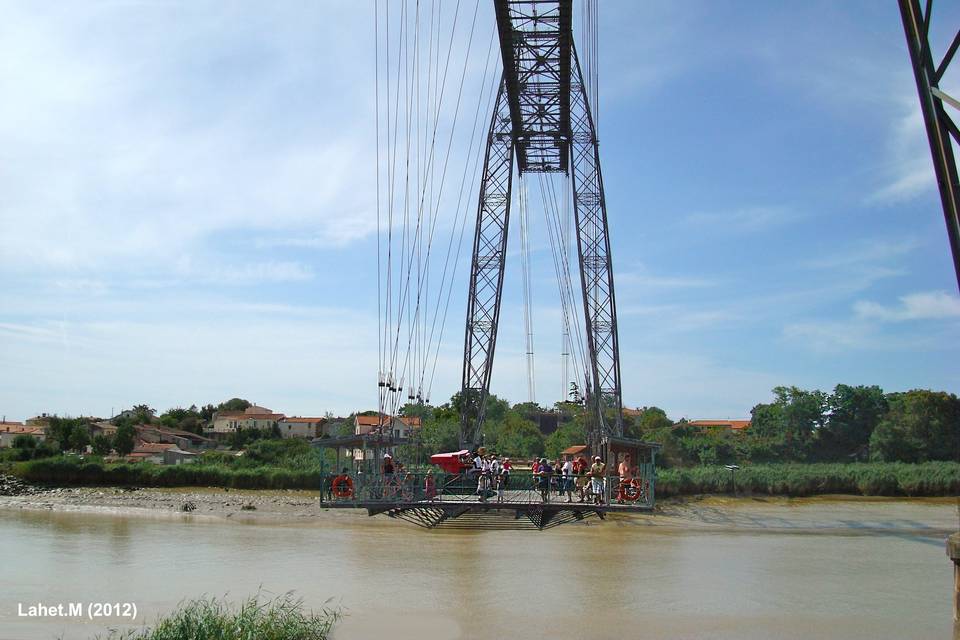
{"left": 686, "top": 420, "right": 751, "bottom": 431}
{"left": 1, "top": 422, "right": 43, "bottom": 435}
{"left": 561, "top": 445, "right": 589, "bottom": 455}
{"left": 281, "top": 417, "right": 326, "bottom": 424}
{"left": 355, "top": 414, "right": 421, "bottom": 427}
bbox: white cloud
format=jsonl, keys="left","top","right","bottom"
{"left": 783, "top": 320, "right": 879, "bottom": 351}
{"left": 0, "top": 3, "right": 379, "bottom": 276}
{"left": 802, "top": 237, "right": 921, "bottom": 270}
{"left": 682, "top": 206, "right": 796, "bottom": 234}
{"left": 854, "top": 290, "right": 960, "bottom": 322}
{"left": 868, "top": 101, "right": 936, "bottom": 204}
{"left": 783, "top": 291, "right": 960, "bottom": 353}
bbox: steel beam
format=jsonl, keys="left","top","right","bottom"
{"left": 569, "top": 43, "right": 623, "bottom": 440}
{"left": 460, "top": 76, "right": 515, "bottom": 446}
{"left": 494, "top": 0, "right": 572, "bottom": 173}
{"left": 899, "top": 0, "right": 960, "bottom": 292}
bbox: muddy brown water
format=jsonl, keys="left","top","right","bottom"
{"left": 0, "top": 496, "right": 955, "bottom": 640}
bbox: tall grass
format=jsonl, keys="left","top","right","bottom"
{"left": 14, "top": 457, "right": 324, "bottom": 490}
{"left": 100, "top": 593, "right": 339, "bottom": 640}
{"left": 655, "top": 462, "right": 960, "bottom": 497}
{"left": 15, "top": 457, "right": 960, "bottom": 497}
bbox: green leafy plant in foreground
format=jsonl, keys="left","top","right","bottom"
{"left": 98, "top": 593, "right": 340, "bottom": 640}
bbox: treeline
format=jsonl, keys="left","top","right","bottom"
{"left": 403, "top": 384, "right": 960, "bottom": 468}
{"left": 640, "top": 385, "right": 960, "bottom": 467}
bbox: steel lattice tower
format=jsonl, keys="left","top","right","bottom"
{"left": 460, "top": 0, "right": 622, "bottom": 451}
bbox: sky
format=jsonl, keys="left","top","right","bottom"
{"left": 1, "top": 0, "right": 959, "bottom": 423}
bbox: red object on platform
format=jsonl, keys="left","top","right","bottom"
{"left": 430, "top": 449, "right": 471, "bottom": 474}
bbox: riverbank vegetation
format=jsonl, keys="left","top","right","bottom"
{"left": 99, "top": 593, "right": 339, "bottom": 640}
{"left": 411, "top": 385, "right": 960, "bottom": 467}
{"left": 5, "top": 385, "right": 957, "bottom": 498}
{"left": 10, "top": 455, "right": 960, "bottom": 497}
{"left": 655, "top": 462, "right": 960, "bottom": 497}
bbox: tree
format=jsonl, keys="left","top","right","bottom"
{"left": 399, "top": 402, "right": 434, "bottom": 421}
{"left": 419, "top": 419, "right": 459, "bottom": 454}
{"left": 199, "top": 404, "right": 217, "bottom": 422}
{"left": 748, "top": 386, "right": 826, "bottom": 461}
{"left": 870, "top": 390, "right": 960, "bottom": 462}
{"left": 68, "top": 427, "right": 90, "bottom": 452}
{"left": 819, "top": 384, "right": 887, "bottom": 460}
{"left": 511, "top": 402, "right": 545, "bottom": 423}
{"left": 626, "top": 406, "right": 673, "bottom": 440}
{"left": 544, "top": 420, "right": 585, "bottom": 459}
{"left": 179, "top": 416, "right": 203, "bottom": 435}
{"left": 12, "top": 434, "right": 36, "bottom": 450}
{"left": 449, "top": 391, "right": 510, "bottom": 424}
{"left": 130, "top": 404, "right": 156, "bottom": 424}
{"left": 92, "top": 434, "right": 113, "bottom": 456}
{"left": 218, "top": 398, "right": 252, "bottom": 412}
{"left": 493, "top": 413, "right": 544, "bottom": 459}
{"left": 114, "top": 423, "right": 136, "bottom": 456}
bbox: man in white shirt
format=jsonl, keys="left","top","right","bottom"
{"left": 561, "top": 456, "right": 574, "bottom": 502}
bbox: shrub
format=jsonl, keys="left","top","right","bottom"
{"left": 100, "top": 593, "right": 339, "bottom": 640}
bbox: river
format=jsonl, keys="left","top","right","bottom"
{"left": 0, "top": 497, "right": 955, "bottom": 640}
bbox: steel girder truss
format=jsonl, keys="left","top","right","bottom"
{"left": 899, "top": 0, "right": 960, "bottom": 291}
{"left": 460, "top": 78, "right": 515, "bottom": 441}
{"left": 569, "top": 43, "right": 623, "bottom": 442}
{"left": 461, "top": 0, "right": 623, "bottom": 446}
{"left": 494, "top": 0, "right": 572, "bottom": 173}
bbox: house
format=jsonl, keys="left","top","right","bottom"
{"left": 354, "top": 414, "right": 421, "bottom": 439}
{"left": 683, "top": 419, "right": 751, "bottom": 433}
{"left": 25, "top": 415, "right": 52, "bottom": 428}
{"left": 277, "top": 417, "right": 326, "bottom": 439}
{"left": 0, "top": 421, "right": 45, "bottom": 447}
{"left": 129, "top": 442, "right": 176, "bottom": 464}
{"left": 208, "top": 405, "right": 286, "bottom": 434}
{"left": 350, "top": 414, "right": 423, "bottom": 461}
{"left": 89, "top": 422, "right": 118, "bottom": 439}
{"left": 163, "top": 446, "right": 199, "bottom": 465}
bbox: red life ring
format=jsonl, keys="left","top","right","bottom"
{"left": 617, "top": 478, "right": 644, "bottom": 503}
{"left": 332, "top": 475, "right": 354, "bottom": 498}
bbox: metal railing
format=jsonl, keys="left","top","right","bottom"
{"left": 321, "top": 467, "right": 655, "bottom": 509}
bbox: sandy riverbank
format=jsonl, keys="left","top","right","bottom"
{"left": 0, "top": 485, "right": 336, "bottom": 521}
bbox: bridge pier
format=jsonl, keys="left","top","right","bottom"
{"left": 949, "top": 533, "right": 960, "bottom": 636}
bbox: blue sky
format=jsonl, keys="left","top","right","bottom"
{"left": 1, "top": 1, "right": 959, "bottom": 422}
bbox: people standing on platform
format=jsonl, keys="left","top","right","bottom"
{"left": 424, "top": 470, "right": 437, "bottom": 501}
{"left": 472, "top": 449, "right": 484, "bottom": 479}
{"left": 382, "top": 453, "right": 396, "bottom": 498}
{"left": 616, "top": 454, "right": 632, "bottom": 504}
{"left": 477, "top": 453, "right": 493, "bottom": 501}
{"left": 589, "top": 456, "right": 606, "bottom": 505}
{"left": 383, "top": 453, "right": 395, "bottom": 477}
{"left": 536, "top": 458, "right": 553, "bottom": 502}
{"left": 554, "top": 458, "right": 564, "bottom": 496}
{"left": 561, "top": 455, "right": 574, "bottom": 502}
{"left": 574, "top": 455, "right": 588, "bottom": 502}
{"left": 497, "top": 458, "right": 510, "bottom": 502}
